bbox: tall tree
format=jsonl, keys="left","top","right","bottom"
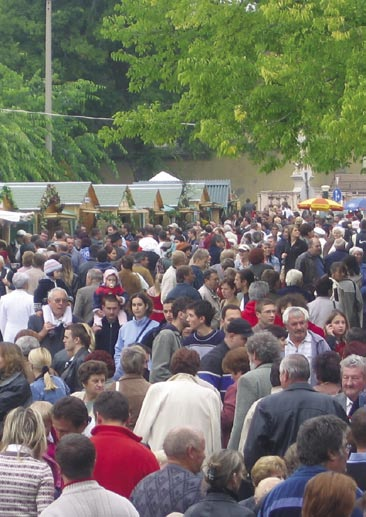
{"left": 101, "top": 0, "right": 366, "bottom": 173}
{"left": 0, "top": 64, "right": 116, "bottom": 181}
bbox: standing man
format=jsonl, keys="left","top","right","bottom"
{"left": 28, "top": 288, "right": 79, "bottom": 357}
{"left": 91, "top": 391, "right": 160, "bottom": 498}
{"left": 92, "top": 294, "right": 122, "bottom": 357}
{"left": 61, "top": 323, "right": 90, "bottom": 393}
{"left": 234, "top": 269, "right": 255, "bottom": 310}
{"left": 131, "top": 427, "right": 205, "bottom": 517}
{"left": 283, "top": 306, "right": 330, "bottom": 385}
{"left": 258, "top": 415, "right": 362, "bottom": 517}
{"left": 244, "top": 354, "right": 347, "bottom": 472}
{"left": 182, "top": 300, "right": 224, "bottom": 358}
{"left": 0, "top": 272, "right": 33, "bottom": 342}
{"left": 161, "top": 251, "right": 187, "bottom": 302}
{"left": 228, "top": 331, "right": 281, "bottom": 450}
{"left": 73, "top": 268, "right": 103, "bottom": 323}
{"left": 295, "top": 237, "right": 325, "bottom": 294}
{"left": 40, "top": 434, "right": 138, "bottom": 517}
{"left": 191, "top": 248, "right": 210, "bottom": 290}
{"left": 253, "top": 298, "right": 277, "bottom": 332}
{"left": 166, "top": 266, "right": 201, "bottom": 301}
{"left": 198, "top": 269, "right": 221, "bottom": 329}
{"left": 198, "top": 318, "right": 253, "bottom": 398}
{"left": 150, "top": 297, "right": 189, "bottom": 383}
{"left": 335, "top": 355, "right": 366, "bottom": 418}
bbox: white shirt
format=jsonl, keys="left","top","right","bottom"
{"left": 285, "top": 332, "right": 313, "bottom": 365}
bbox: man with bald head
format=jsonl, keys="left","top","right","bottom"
{"left": 131, "top": 427, "right": 206, "bottom": 517}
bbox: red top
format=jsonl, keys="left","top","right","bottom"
{"left": 91, "top": 424, "right": 160, "bottom": 498}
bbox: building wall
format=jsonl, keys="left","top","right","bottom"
{"left": 100, "top": 157, "right": 362, "bottom": 205}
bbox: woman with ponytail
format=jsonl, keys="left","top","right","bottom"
{"left": 29, "top": 347, "right": 69, "bottom": 403}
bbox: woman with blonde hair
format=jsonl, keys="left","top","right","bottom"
{"left": 0, "top": 407, "right": 54, "bottom": 515}
{"left": 29, "top": 347, "right": 69, "bottom": 403}
{"left": 302, "top": 471, "right": 357, "bottom": 517}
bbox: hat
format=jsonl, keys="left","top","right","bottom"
{"left": 16, "top": 229, "right": 26, "bottom": 236}
{"left": 313, "top": 227, "right": 326, "bottom": 237}
{"left": 168, "top": 223, "right": 179, "bottom": 229}
{"left": 110, "top": 232, "right": 122, "bottom": 244}
{"left": 238, "top": 244, "right": 250, "bottom": 251}
{"left": 227, "top": 318, "right": 253, "bottom": 337}
{"left": 44, "top": 259, "right": 62, "bottom": 276}
{"left": 176, "top": 242, "right": 192, "bottom": 252}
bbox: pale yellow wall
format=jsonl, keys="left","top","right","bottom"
{"left": 100, "top": 156, "right": 362, "bottom": 204}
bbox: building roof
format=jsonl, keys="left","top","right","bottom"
{"left": 190, "top": 179, "right": 231, "bottom": 207}
{"left": 4, "top": 184, "right": 49, "bottom": 211}
{"left": 129, "top": 185, "right": 163, "bottom": 209}
{"left": 52, "top": 182, "right": 92, "bottom": 205}
{"left": 135, "top": 182, "right": 182, "bottom": 207}
{"left": 93, "top": 184, "right": 130, "bottom": 208}
{"left": 149, "top": 171, "right": 181, "bottom": 182}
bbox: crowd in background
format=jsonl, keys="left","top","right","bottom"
{"left": 0, "top": 201, "right": 366, "bottom": 515}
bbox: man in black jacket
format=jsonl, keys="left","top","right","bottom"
{"left": 92, "top": 295, "right": 122, "bottom": 357}
{"left": 244, "top": 353, "right": 348, "bottom": 472}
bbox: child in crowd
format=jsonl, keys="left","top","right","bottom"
{"left": 93, "top": 268, "right": 128, "bottom": 327}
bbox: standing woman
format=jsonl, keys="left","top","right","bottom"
{"left": 184, "top": 449, "right": 252, "bottom": 517}
{"left": 58, "top": 254, "right": 80, "bottom": 299}
{"left": 72, "top": 360, "right": 108, "bottom": 422}
{"left": 0, "top": 407, "right": 54, "bottom": 515}
{"left": 282, "top": 225, "right": 308, "bottom": 273}
{"left": 28, "top": 347, "right": 69, "bottom": 403}
{"left": 324, "top": 309, "right": 349, "bottom": 358}
{"left": 114, "top": 292, "right": 159, "bottom": 379}
{"left": 220, "top": 278, "right": 240, "bottom": 309}
{"left": 0, "top": 342, "right": 31, "bottom": 424}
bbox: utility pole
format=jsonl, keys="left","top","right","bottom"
{"left": 45, "top": 0, "right": 52, "bottom": 154}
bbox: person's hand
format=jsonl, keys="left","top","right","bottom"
{"left": 92, "top": 324, "right": 102, "bottom": 333}
{"left": 325, "top": 323, "right": 334, "bottom": 336}
{"left": 95, "top": 309, "right": 104, "bottom": 318}
{"left": 43, "top": 322, "right": 56, "bottom": 333}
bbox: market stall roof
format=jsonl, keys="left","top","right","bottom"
{"left": 0, "top": 210, "right": 34, "bottom": 222}
{"left": 135, "top": 182, "right": 182, "bottom": 208}
{"left": 128, "top": 185, "right": 163, "bottom": 210}
{"left": 93, "top": 184, "right": 131, "bottom": 208}
{"left": 190, "top": 179, "right": 231, "bottom": 208}
{"left": 3, "top": 184, "right": 49, "bottom": 211}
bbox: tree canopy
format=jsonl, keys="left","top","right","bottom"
{"left": 101, "top": 0, "right": 366, "bottom": 173}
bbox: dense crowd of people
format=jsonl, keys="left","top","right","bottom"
{"left": 0, "top": 204, "right": 366, "bottom": 515}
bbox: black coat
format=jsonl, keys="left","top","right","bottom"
{"left": 0, "top": 371, "right": 31, "bottom": 423}
{"left": 244, "top": 382, "right": 348, "bottom": 472}
{"left": 184, "top": 491, "right": 254, "bottom": 517}
{"left": 61, "top": 347, "right": 89, "bottom": 393}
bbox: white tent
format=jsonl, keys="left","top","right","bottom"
{"left": 0, "top": 210, "right": 33, "bottom": 223}
{"left": 149, "top": 171, "right": 181, "bottom": 182}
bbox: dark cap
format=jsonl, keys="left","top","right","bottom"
{"left": 110, "top": 232, "right": 122, "bottom": 243}
{"left": 226, "top": 318, "right": 253, "bottom": 337}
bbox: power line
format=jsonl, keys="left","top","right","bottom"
{"left": 0, "top": 107, "right": 114, "bottom": 122}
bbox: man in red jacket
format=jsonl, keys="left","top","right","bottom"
{"left": 91, "top": 391, "right": 160, "bottom": 498}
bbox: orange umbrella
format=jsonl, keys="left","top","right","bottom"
{"left": 297, "top": 197, "right": 343, "bottom": 212}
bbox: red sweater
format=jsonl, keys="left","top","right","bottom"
{"left": 91, "top": 424, "right": 160, "bottom": 498}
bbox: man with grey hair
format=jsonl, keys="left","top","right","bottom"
{"left": 335, "top": 355, "right": 366, "bottom": 418}
{"left": 283, "top": 306, "right": 329, "bottom": 385}
{"left": 241, "top": 280, "right": 271, "bottom": 326}
{"left": 0, "top": 272, "right": 33, "bottom": 342}
{"left": 131, "top": 426, "right": 206, "bottom": 517}
{"left": 244, "top": 354, "right": 347, "bottom": 472}
{"left": 73, "top": 268, "right": 103, "bottom": 323}
{"left": 259, "top": 415, "right": 363, "bottom": 517}
{"left": 228, "top": 331, "right": 281, "bottom": 450}
{"left": 28, "top": 287, "right": 80, "bottom": 357}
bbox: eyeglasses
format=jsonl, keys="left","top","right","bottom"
{"left": 53, "top": 298, "right": 68, "bottom": 304}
